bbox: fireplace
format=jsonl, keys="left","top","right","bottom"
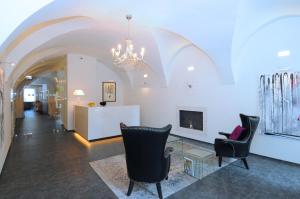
{"left": 179, "top": 110, "right": 203, "bottom": 131}
{"left": 176, "top": 106, "right": 207, "bottom": 135}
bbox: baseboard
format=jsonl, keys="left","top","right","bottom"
{"left": 170, "top": 133, "right": 212, "bottom": 145}
{"left": 61, "top": 124, "right": 75, "bottom": 132}
{"left": 0, "top": 138, "right": 12, "bottom": 175}
{"left": 89, "top": 135, "right": 122, "bottom": 142}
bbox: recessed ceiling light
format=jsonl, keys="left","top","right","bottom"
{"left": 187, "top": 66, "right": 195, "bottom": 71}
{"left": 143, "top": 74, "right": 148, "bottom": 78}
{"left": 0, "top": 61, "right": 16, "bottom": 66}
{"left": 278, "top": 67, "right": 290, "bottom": 71}
{"left": 25, "top": 76, "right": 32, "bottom": 80}
{"left": 277, "top": 50, "right": 290, "bottom": 57}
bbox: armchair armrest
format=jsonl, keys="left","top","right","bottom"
{"left": 164, "top": 147, "right": 174, "bottom": 158}
{"left": 219, "top": 132, "right": 231, "bottom": 138}
{"left": 215, "top": 138, "right": 248, "bottom": 157}
{"left": 222, "top": 139, "right": 247, "bottom": 145}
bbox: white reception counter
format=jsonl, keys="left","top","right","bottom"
{"left": 74, "top": 105, "right": 140, "bottom": 141}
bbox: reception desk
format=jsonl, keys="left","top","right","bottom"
{"left": 74, "top": 105, "right": 140, "bottom": 141}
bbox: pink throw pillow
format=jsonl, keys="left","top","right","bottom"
{"left": 229, "top": 125, "right": 246, "bottom": 140}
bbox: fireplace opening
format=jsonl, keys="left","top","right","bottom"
{"left": 179, "top": 110, "right": 203, "bottom": 131}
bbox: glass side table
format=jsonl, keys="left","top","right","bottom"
{"left": 182, "top": 146, "right": 215, "bottom": 179}
{"left": 166, "top": 135, "right": 183, "bottom": 154}
{"left": 166, "top": 135, "right": 217, "bottom": 179}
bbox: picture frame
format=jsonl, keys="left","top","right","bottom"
{"left": 184, "top": 157, "right": 194, "bottom": 176}
{"left": 102, "top": 82, "right": 116, "bottom": 102}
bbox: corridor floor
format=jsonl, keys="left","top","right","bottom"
{"left": 0, "top": 110, "right": 299, "bottom": 199}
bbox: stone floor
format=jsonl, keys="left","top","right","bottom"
{"left": 0, "top": 110, "right": 299, "bottom": 199}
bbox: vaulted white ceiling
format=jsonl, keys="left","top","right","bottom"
{"left": 1, "top": 0, "right": 300, "bottom": 86}
{"left": 0, "top": 0, "right": 54, "bottom": 46}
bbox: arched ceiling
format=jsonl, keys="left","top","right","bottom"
{"left": 1, "top": 0, "right": 300, "bottom": 86}
{"left": 232, "top": 0, "right": 300, "bottom": 80}
{"left": 14, "top": 56, "right": 65, "bottom": 91}
{"left": 0, "top": 0, "right": 239, "bottom": 86}
{"left": 0, "top": 0, "right": 54, "bottom": 46}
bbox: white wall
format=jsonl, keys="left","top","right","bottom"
{"left": 127, "top": 45, "right": 239, "bottom": 143}
{"left": 0, "top": 80, "right": 13, "bottom": 173}
{"left": 66, "top": 53, "right": 125, "bottom": 130}
{"left": 234, "top": 16, "right": 300, "bottom": 164}
{"left": 126, "top": 17, "right": 300, "bottom": 164}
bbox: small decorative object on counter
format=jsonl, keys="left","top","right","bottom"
{"left": 88, "top": 102, "right": 96, "bottom": 107}
{"left": 100, "top": 101, "right": 107, "bottom": 106}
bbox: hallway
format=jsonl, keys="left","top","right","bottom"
{"left": 0, "top": 110, "right": 122, "bottom": 198}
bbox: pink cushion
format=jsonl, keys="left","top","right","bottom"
{"left": 229, "top": 125, "right": 246, "bottom": 140}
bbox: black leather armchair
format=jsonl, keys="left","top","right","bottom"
{"left": 214, "top": 114, "right": 260, "bottom": 169}
{"left": 120, "top": 123, "right": 172, "bottom": 199}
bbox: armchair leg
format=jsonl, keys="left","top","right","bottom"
{"left": 156, "top": 182, "right": 163, "bottom": 199}
{"left": 241, "top": 158, "right": 249, "bottom": 170}
{"left": 127, "top": 180, "right": 134, "bottom": 196}
{"left": 218, "top": 156, "right": 222, "bottom": 167}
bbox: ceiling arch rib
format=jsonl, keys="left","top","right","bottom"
{"left": 5, "top": 17, "right": 95, "bottom": 80}
{"left": 152, "top": 28, "right": 222, "bottom": 86}
{"left": 12, "top": 47, "right": 67, "bottom": 86}
{"left": 13, "top": 56, "right": 65, "bottom": 90}
{"left": 151, "top": 28, "right": 191, "bottom": 86}
{"left": 0, "top": 16, "right": 87, "bottom": 60}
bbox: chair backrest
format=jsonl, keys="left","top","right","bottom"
{"left": 239, "top": 114, "right": 260, "bottom": 145}
{"left": 120, "top": 123, "right": 172, "bottom": 183}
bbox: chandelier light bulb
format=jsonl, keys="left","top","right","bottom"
{"left": 140, "top": 47, "right": 145, "bottom": 57}
{"left": 117, "top": 44, "right": 122, "bottom": 50}
{"left": 187, "top": 66, "right": 195, "bottom": 71}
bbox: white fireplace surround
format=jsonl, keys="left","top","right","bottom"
{"left": 175, "top": 106, "right": 207, "bottom": 139}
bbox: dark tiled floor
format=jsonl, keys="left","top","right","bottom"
{"left": 0, "top": 110, "right": 300, "bottom": 199}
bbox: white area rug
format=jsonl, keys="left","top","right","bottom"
{"left": 90, "top": 152, "right": 235, "bottom": 199}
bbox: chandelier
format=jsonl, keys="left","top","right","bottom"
{"left": 111, "top": 15, "right": 145, "bottom": 66}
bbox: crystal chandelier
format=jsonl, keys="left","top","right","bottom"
{"left": 111, "top": 15, "right": 145, "bottom": 66}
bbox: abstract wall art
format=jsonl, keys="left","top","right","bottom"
{"left": 259, "top": 72, "right": 300, "bottom": 138}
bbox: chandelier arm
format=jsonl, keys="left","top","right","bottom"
{"left": 128, "top": 17, "right": 130, "bottom": 39}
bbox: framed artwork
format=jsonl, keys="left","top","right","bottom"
{"left": 102, "top": 82, "right": 116, "bottom": 102}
